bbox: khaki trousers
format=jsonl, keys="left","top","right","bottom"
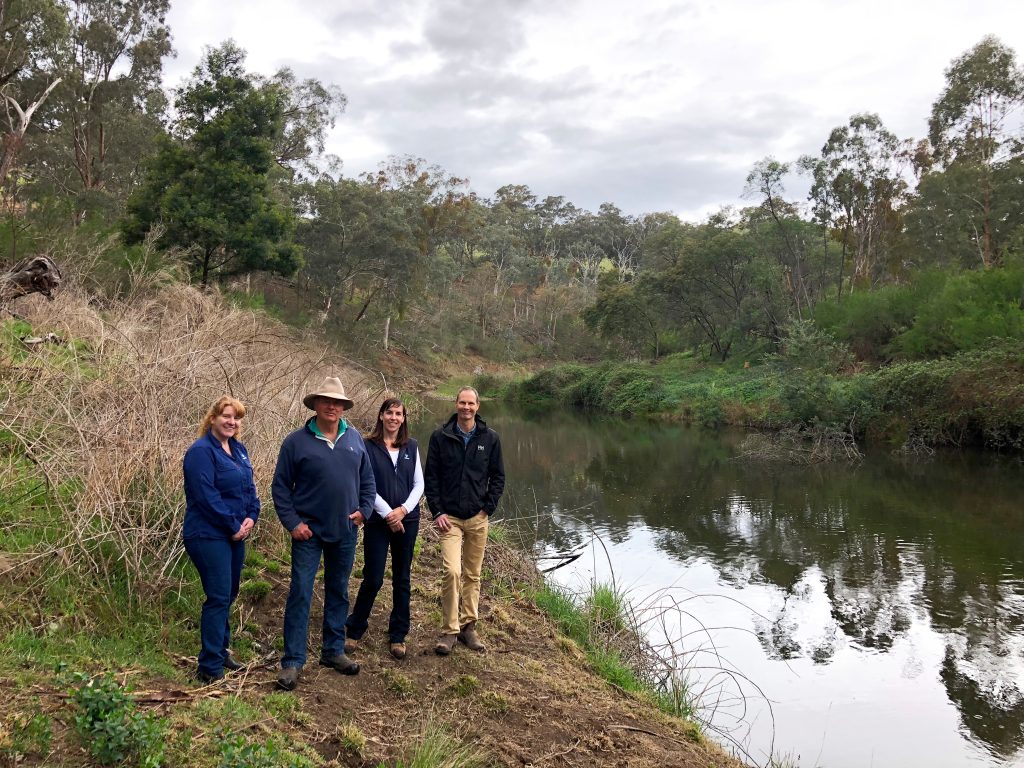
{"left": 439, "top": 512, "right": 488, "bottom": 635}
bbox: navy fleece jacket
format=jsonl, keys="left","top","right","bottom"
{"left": 271, "top": 418, "right": 376, "bottom": 543}
{"left": 182, "top": 431, "right": 260, "bottom": 540}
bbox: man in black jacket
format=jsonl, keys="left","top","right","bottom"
{"left": 425, "top": 386, "right": 505, "bottom": 655}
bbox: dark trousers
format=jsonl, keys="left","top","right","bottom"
{"left": 184, "top": 537, "right": 245, "bottom": 676}
{"left": 282, "top": 534, "right": 356, "bottom": 668}
{"left": 346, "top": 516, "right": 420, "bottom": 643}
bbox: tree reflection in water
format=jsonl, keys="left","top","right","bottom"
{"left": 418, "top": 401, "right": 1024, "bottom": 763}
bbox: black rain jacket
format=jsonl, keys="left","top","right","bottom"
{"left": 424, "top": 414, "right": 505, "bottom": 520}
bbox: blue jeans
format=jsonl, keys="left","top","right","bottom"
{"left": 281, "top": 534, "right": 356, "bottom": 668}
{"left": 347, "top": 516, "right": 419, "bottom": 643}
{"left": 184, "top": 537, "right": 245, "bottom": 677}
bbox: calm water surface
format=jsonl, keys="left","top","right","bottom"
{"left": 416, "top": 400, "right": 1024, "bottom": 768}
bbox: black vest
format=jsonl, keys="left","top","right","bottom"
{"left": 365, "top": 437, "right": 421, "bottom": 520}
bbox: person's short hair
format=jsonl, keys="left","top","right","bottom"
{"left": 198, "top": 395, "right": 247, "bottom": 437}
{"left": 456, "top": 386, "right": 479, "bottom": 403}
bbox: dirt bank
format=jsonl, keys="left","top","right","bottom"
{"left": 218, "top": 526, "right": 743, "bottom": 767}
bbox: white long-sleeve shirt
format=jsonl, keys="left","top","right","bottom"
{"left": 372, "top": 445, "right": 424, "bottom": 517}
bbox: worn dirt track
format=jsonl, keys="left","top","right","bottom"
{"left": 220, "top": 524, "right": 745, "bottom": 768}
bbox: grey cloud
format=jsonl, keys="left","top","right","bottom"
{"left": 421, "top": 0, "right": 540, "bottom": 67}
{"left": 324, "top": 1, "right": 418, "bottom": 30}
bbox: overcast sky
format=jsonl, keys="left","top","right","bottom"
{"left": 164, "top": 0, "right": 1024, "bottom": 221}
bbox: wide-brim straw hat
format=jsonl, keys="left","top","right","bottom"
{"left": 302, "top": 376, "right": 354, "bottom": 410}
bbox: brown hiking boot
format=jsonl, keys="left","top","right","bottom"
{"left": 344, "top": 637, "right": 359, "bottom": 654}
{"left": 434, "top": 633, "right": 457, "bottom": 656}
{"left": 389, "top": 642, "right": 407, "bottom": 660}
{"left": 457, "top": 622, "right": 486, "bottom": 652}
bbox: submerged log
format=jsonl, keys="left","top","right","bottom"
{"left": 0, "top": 256, "right": 63, "bottom": 306}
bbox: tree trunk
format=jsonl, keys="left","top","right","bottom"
{"left": 383, "top": 315, "right": 391, "bottom": 351}
{"left": 0, "top": 79, "right": 62, "bottom": 185}
{"left": 0, "top": 256, "right": 63, "bottom": 305}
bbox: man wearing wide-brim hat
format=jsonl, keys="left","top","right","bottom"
{"left": 272, "top": 376, "right": 375, "bottom": 691}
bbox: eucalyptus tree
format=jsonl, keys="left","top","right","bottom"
{"left": 25, "top": 0, "right": 172, "bottom": 219}
{"left": 801, "top": 113, "right": 908, "bottom": 294}
{"left": 121, "top": 42, "right": 299, "bottom": 285}
{"left": 0, "top": 0, "right": 67, "bottom": 186}
{"left": 639, "top": 212, "right": 698, "bottom": 272}
{"left": 745, "top": 159, "right": 814, "bottom": 318}
{"left": 293, "top": 175, "right": 419, "bottom": 331}
{"left": 583, "top": 269, "right": 659, "bottom": 357}
{"left": 268, "top": 67, "right": 345, "bottom": 180}
{"left": 923, "top": 35, "right": 1024, "bottom": 267}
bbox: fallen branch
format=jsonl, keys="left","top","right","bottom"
{"left": 0, "top": 256, "right": 64, "bottom": 306}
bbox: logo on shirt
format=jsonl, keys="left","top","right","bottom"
{"left": 477, "top": 445, "right": 485, "bottom": 451}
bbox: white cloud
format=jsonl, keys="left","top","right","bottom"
{"left": 165, "top": 0, "right": 1024, "bottom": 219}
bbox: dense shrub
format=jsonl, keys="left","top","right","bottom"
{"left": 815, "top": 266, "right": 1024, "bottom": 362}
{"left": 887, "top": 264, "right": 1024, "bottom": 359}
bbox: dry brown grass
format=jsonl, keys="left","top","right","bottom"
{"left": 1, "top": 257, "right": 386, "bottom": 610}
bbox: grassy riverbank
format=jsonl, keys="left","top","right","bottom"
{"left": 0, "top": 282, "right": 740, "bottom": 767}
{"left": 503, "top": 343, "right": 1024, "bottom": 451}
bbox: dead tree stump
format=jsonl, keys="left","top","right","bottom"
{"left": 0, "top": 256, "right": 64, "bottom": 307}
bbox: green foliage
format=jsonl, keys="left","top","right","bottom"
{"left": 472, "top": 372, "right": 510, "bottom": 398}
{"left": 479, "top": 690, "right": 510, "bottom": 714}
{"left": 122, "top": 42, "right": 300, "bottom": 285}
{"left": 486, "top": 520, "right": 510, "bottom": 545}
{"left": 862, "top": 342, "right": 1024, "bottom": 449}
{"left": 813, "top": 282, "right": 917, "bottom": 360}
{"left": 381, "top": 669, "right": 416, "bottom": 698}
{"left": 507, "top": 362, "right": 670, "bottom": 416}
{"left": 217, "top": 729, "right": 314, "bottom": 768}
{"left": 71, "top": 673, "right": 166, "bottom": 767}
{"left": 585, "top": 583, "right": 629, "bottom": 634}
{"left": 583, "top": 273, "right": 659, "bottom": 357}
{"left": 335, "top": 723, "right": 366, "bottom": 756}
{"left": 769, "top": 319, "right": 852, "bottom": 372}
{"left": 0, "top": 704, "right": 52, "bottom": 762}
{"left": 393, "top": 724, "right": 487, "bottom": 768}
{"left": 239, "top": 579, "right": 272, "bottom": 602}
{"left": 262, "top": 693, "right": 306, "bottom": 725}
{"left": 887, "top": 264, "right": 1024, "bottom": 358}
{"left": 448, "top": 675, "right": 480, "bottom": 697}
{"left": 815, "top": 266, "right": 1024, "bottom": 361}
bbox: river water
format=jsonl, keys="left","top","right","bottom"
{"left": 415, "top": 399, "right": 1024, "bottom": 768}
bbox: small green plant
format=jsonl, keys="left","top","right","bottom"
{"left": 244, "top": 550, "right": 268, "bottom": 569}
{"left": 449, "top": 674, "right": 480, "bottom": 696}
{"left": 239, "top": 580, "right": 272, "bottom": 602}
{"left": 486, "top": 521, "right": 510, "bottom": 545}
{"left": 263, "top": 692, "right": 307, "bottom": 725}
{"left": 336, "top": 722, "right": 366, "bottom": 755}
{"left": 654, "top": 672, "right": 696, "bottom": 720}
{"left": 585, "top": 582, "right": 628, "bottom": 634}
{"left": 71, "top": 673, "right": 166, "bottom": 767}
{"left": 0, "top": 706, "right": 52, "bottom": 762}
{"left": 217, "top": 729, "right": 313, "bottom": 768}
{"left": 381, "top": 668, "right": 416, "bottom": 698}
{"left": 241, "top": 566, "right": 260, "bottom": 581}
{"left": 399, "top": 723, "right": 487, "bottom": 768}
{"left": 480, "top": 690, "right": 510, "bottom": 713}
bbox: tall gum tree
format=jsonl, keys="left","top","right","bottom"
{"left": 926, "top": 35, "right": 1024, "bottom": 268}
{"left": 0, "top": 0, "right": 67, "bottom": 187}
{"left": 801, "top": 113, "right": 908, "bottom": 293}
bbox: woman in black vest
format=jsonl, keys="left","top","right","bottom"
{"left": 345, "top": 398, "right": 424, "bottom": 659}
